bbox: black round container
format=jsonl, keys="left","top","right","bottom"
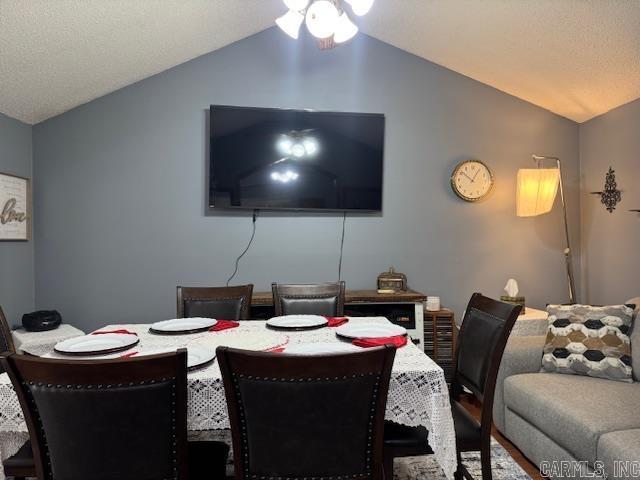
{"left": 22, "top": 310, "right": 62, "bottom": 332}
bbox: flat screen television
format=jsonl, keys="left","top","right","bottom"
{"left": 209, "top": 105, "right": 385, "bottom": 212}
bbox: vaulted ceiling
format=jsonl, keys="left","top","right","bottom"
{"left": 1, "top": 0, "right": 639, "bottom": 125}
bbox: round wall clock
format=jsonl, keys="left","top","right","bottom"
{"left": 451, "top": 160, "right": 494, "bottom": 202}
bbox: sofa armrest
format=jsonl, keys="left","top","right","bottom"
{"left": 493, "top": 335, "right": 546, "bottom": 433}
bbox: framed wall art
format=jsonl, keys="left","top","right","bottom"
{"left": 0, "top": 171, "right": 31, "bottom": 241}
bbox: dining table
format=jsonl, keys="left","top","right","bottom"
{"left": 0, "top": 316, "right": 456, "bottom": 479}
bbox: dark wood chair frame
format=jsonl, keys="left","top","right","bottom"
{"left": 0, "top": 306, "right": 32, "bottom": 479}
{"left": 271, "top": 281, "right": 346, "bottom": 316}
{"left": 176, "top": 284, "right": 254, "bottom": 320}
{"left": 1, "top": 350, "right": 189, "bottom": 480}
{"left": 0, "top": 305, "right": 17, "bottom": 354}
{"left": 217, "top": 345, "right": 396, "bottom": 480}
{"left": 450, "top": 293, "right": 521, "bottom": 480}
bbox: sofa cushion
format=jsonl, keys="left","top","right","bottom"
{"left": 597, "top": 429, "right": 640, "bottom": 479}
{"left": 504, "top": 373, "right": 640, "bottom": 465}
{"left": 543, "top": 304, "right": 634, "bottom": 382}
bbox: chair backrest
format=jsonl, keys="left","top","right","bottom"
{"left": 177, "top": 284, "right": 253, "bottom": 320}
{"left": 217, "top": 345, "right": 395, "bottom": 480}
{"left": 0, "top": 306, "right": 16, "bottom": 354}
{"left": 1, "top": 350, "right": 188, "bottom": 480}
{"left": 271, "top": 282, "right": 345, "bottom": 316}
{"left": 453, "top": 293, "right": 521, "bottom": 432}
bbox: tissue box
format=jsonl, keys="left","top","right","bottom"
{"left": 500, "top": 296, "right": 526, "bottom": 314}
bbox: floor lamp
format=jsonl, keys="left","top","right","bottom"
{"left": 516, "top": 154, "right": 576, "bottom": 304}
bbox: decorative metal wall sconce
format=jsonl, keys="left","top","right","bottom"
{"left": 591, "top": 166, "right": 622, "bottom": 213}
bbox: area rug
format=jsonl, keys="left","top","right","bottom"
{"left": 394, "top": 437, "right": 532, "bottom": 480}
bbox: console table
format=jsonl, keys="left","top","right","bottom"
{"left": 251, "top": 289, "right": 426, "bottom": 351}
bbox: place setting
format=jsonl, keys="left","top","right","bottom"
{"left": 53, "top": 332, "right": 140, "bottom": 356}
{"left": 51, "top": 333, "right": 216, "bottom": 372}
{"left": 149, "top": 317, "right": 238, "bottom": 335}
{"left": 334, "top": 322, "right": 409, "bottom": 348}
{"left": 265, "top": 314, "right": 350, "bottom": 331}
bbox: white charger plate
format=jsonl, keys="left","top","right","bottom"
{"left": 54, "top": 334, "right": 139, "bottom": 356}
{"left": 149, "top": 318, "right": 217, "bottom": 335}
{"left": 185, "top": 346, "right": 216, "bottom": 371}
{"left": 334, "top": 323, "right": 407, "bottom": 339}
{"left": 134, "top": 347, "right": 216, "bottom": 371}
{"left": 283, "top": 342, "right": 362, "bottom": 355}
{"left": 266, "top": 315, "right": 328, "bottom": 330}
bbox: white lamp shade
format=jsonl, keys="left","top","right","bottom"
{"left": 283, "top": 0, "right": 309, "bottom": 11}
{"left": 516, "top": 168, "right": 560, "bottom": 217}
{"left": 333, "top": 12, "right": 359, "bottom": 43}
{"left": 305, "top": 0, "right": 339, "bottom": 39}
{"left": 276, "top": 9, "right": 305, "bottom": 39}
{"left": 346, "top": 0, "right": 375, "bottom": 16}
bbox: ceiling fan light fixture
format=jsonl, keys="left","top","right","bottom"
{"left": 276, "top": 9, "right": 305, "bottom": 39}
{"left": 333, "top": 11, "right": 358, "bottom": 43}
{"left": 346, "top": 0, "right": 375, "bottom": 16}
{"left": 283, "top": 0, "right": 310, "bottom": 11}
{"left": 305, "top": 0, "right": 339, "bottom": 39}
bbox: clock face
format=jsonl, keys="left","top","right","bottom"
{"left": 451, "top": 160, "right": 494, "bottom": 202}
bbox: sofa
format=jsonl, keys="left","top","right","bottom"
{"left": 493, "top": 303, "right": 640, "bottom": 480}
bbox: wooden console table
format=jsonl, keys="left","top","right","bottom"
{"left": 251, "top": 289, "right": 426, "bottom": 351}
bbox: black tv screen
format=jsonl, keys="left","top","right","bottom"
{"left": 209, "top": 105, "right": 384, "bottom": 211}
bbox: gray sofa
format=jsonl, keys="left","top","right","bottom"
{"left": 493, "top": 311, "right": 640, "bottom": 479}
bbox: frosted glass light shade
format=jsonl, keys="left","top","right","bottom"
{"left": 333, "top": 12, "right": 358, "bottom": 43}
{"left": 276, "top": 9, "right": 305, "bottom": 39}
{"left": 346, "top": 0, "right": 375, "bottom": 16}
{"left": 305, "top": 0, "right": 339, "bottom": 39}
{"left": 516, "top": 168, "right": 560, "bottom": 217}
{"left": 283, "top": 0, "right": 309, "bottom": 11}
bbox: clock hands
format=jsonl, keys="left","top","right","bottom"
{"left": 472, "top": 168, "right": 481, "bottom": 181}
{"left": 461, "top": 171, "right": 475, "bottom": 183}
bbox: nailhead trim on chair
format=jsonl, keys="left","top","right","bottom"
{"left": 231, "top": 372, "right": 381, "bottom": 480}
{"left": 23, "top": 378, "right": 178, "bottom": 480}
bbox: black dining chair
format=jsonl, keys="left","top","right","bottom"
{"left": 382, "top": 293, "right": 521, "bottom": 480}
{"left": 1, "top": 349, "right": 230, "bottom": 480}
{"left": 217, "top": 345, "right": 396, "bottom": 480}
{"left": 271, "top": 281, "right": 346, "bottom": 316}
{"left": 177, "top": 284, "right": 254, "bottom": 320}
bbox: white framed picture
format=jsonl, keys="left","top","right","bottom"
{"left": 0, "top": 171, "right": 31, "bottom": 241}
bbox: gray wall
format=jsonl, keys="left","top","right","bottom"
{"left": 33, "top": 28, "right": 581, "bottom": 331}
{"left": 579, "top": 98, "right": 640, "bottom": 305}
{"left": 0, "top": 113, "right": 34, "bottom": 326}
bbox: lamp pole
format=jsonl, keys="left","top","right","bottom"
{"left": 532, "top": 155, "right": 576, "bottom": 304}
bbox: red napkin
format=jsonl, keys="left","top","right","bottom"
{"left": 209, "top": 320, "right": 240, "bottom": 332}
{"left": 119, "top": 351, "right": 139, "bottom": 358}
{"left": 92, "top": 329, "right": 138, "bottom": 336}
{"left": 266, "top": 347, "right": 286, "bottom": 353}
{"left": 324, "top": 316, "right": 349, "bottom": 327}
{"left": 352, "top": 336, "right": 408, "bottom": 348}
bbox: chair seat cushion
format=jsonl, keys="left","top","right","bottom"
{"left": 452, "top": 401, "right": 481, "bottom": 451}
{"left": 383, "top": 421, "right": 431, "bottom": 454}
{"left": 504, "top": 373, "right": 640, "bottom": 465}
{"left": 3, "top": 440, "right": 34, "bottom": 469}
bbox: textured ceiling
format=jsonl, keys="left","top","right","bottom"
{"left": 0, "top": 0, "right": 639, "bottom": 124}
{"left": 0, "top": 0, "right": 281, "bottom": 124}
{"left": 362, "top": 0, "right": 640, "bottom": 123}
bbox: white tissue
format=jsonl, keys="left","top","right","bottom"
{"left": 504, "top": 279, "right": 519, "bottom": 298}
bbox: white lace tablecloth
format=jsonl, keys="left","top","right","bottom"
{"left": 0, "top": 317, "right": 456, "bottom": 479}
{"left": 11, "top": 324, "right": 85, "bottom": 356}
